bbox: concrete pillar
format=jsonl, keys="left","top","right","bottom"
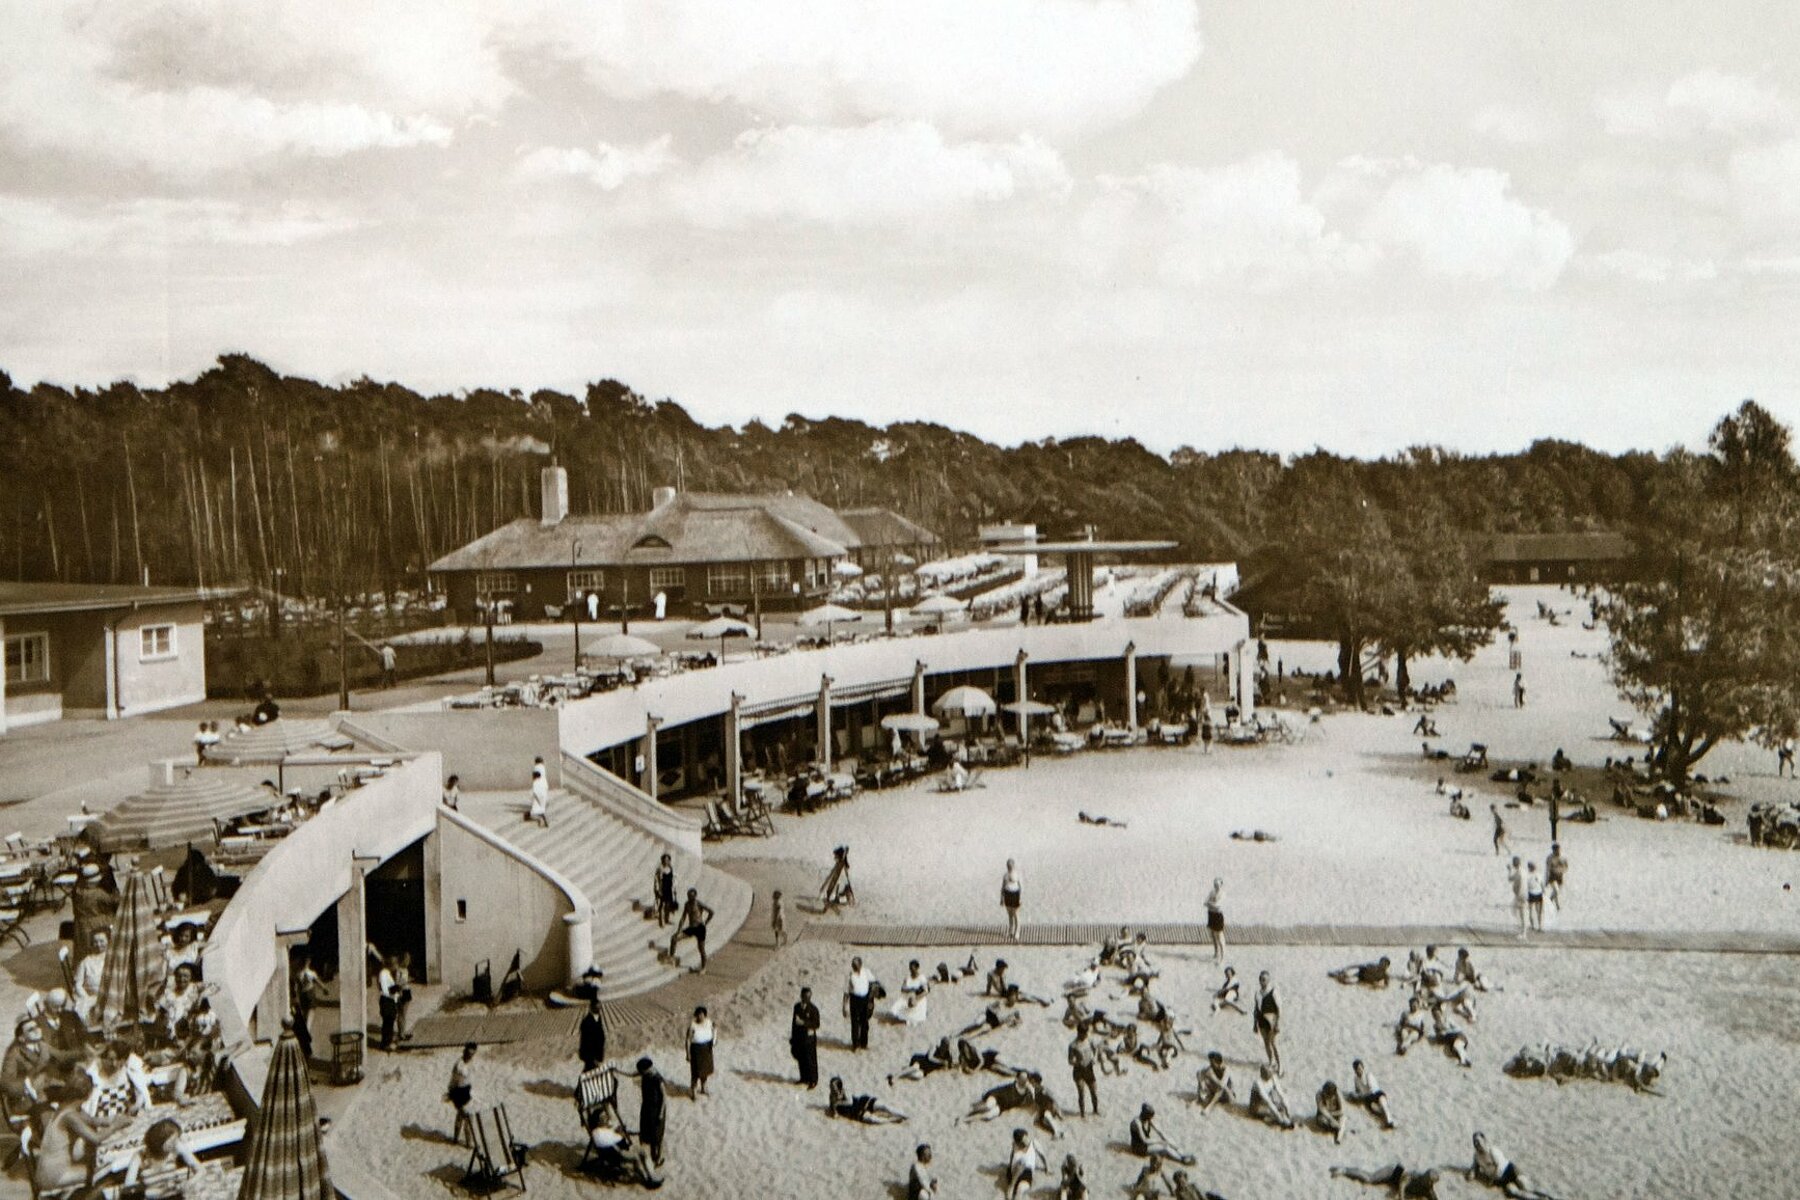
{"left": 1124, "top": 641, "right": 1139, "bottom": 730}
{"left": 255, "top": 940, "right": 293, "bottom": 1042}
{"left": 725, "top": 693, "right": 744, "bottom": 805}
{"left": 1014, "top": 651, "right": 1029, "bottom": 742}
{"left": 103, "top": 620, "right": 119, "bottom": 720}
{"left": 336, "top": 856, "right": 377, "bottom": 1042}
{"left": 816, "top": 675, "right": 834, "bottom": 772}
{"left": 1237, "top": 642, "right": 1258, "bottom": 717}
{"left": 911, "top": 661, "right": 927, "bottom": 715}
{"left": 420, "top": 827, "right": 443, "bottom": 985}
{"left": 562, "top": 911, "right": 593, "bottom": 986}
{"left": 641, "top": 716, "right": 662, "bottom": 799}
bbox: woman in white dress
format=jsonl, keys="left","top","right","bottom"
{"left": 527, "top": 760, "right": 550, "bottom": 827}
{"left": 891, "top": 960, "right": 931, "bottom": 1026}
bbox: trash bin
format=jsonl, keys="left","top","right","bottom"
{"left": 330, "top": 1031, "right": 364, "bottom": 1085}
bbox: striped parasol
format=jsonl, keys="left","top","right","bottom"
{"left": 96, "top": 870, "right": 161, "bottom": 1029}
{"left": 239, "top": 1022, "right": 333, "bottom": 1200}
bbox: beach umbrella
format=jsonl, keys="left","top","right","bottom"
{"left": 96, "top": 870, "right": 160, "bottom": 1029}
{"left": 832, "top": 561, "right": 864, "bottom": 578}
{"left": 799, "top": 603, "right": 863, "bottom": 642}
{"left": 238, "top": 1021, "right": 334, "bottom": 1200}
{"left": 584, "top": 632, "right": 661, "bottom": 661}
{"left": 933, "top": 685, "right": 997, "bottom": 719}
{"left": 912, "top": 593, "right": 966, "bottom": 616}
{"left": 91, "top": 771, "right": 272, "bottom": 852}
{"left": 688, "top": 616, "right": 755, "bottom": 661}
{"left": 1001, "top": 699, "right": 1057, "bottom": 766}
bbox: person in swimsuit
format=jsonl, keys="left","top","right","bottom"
{"left": 1205, "top": 879, "right": 1226, "bottom": 961}
{"left": 1001, "top": 859, "right": 1023, "bottom": 940}
{"left": 826, "top": 1076, "right": 908, "bottom": 1124}
{"left": 1314, "top": 1080, "right": 1346, "bottom": 1143}
{"left": 1247, "top": 1064, "right": 1295, "bottom": 1129}
{"left": 667, "top": 888, "right": 714, "bottom": 972}
{"left": 889, "top": 1037, "right": 956, "bottom": 1086}
{"left": 1331, "top": 1163, "right": 1443, "bottom": 1198}
{"left": 1253, "top": 971, "right": 1282, "bottom": 1072}
{"left": 653, "top": 854, "right": 676, "bottom": 927}
{"left": 1005, "top": 1127, "right": 1046, "bottom": 1200}
{"left": 1211, "top": 966, "right": 1246, "bottom": 1014}
{"left": 907, "top": 1143, "right": 939, "bottom": 1200}
{"left": 1469, "top": 1131, "right": 1560, "bottom": 1199}
{"left": 1329, "top": 957, "right": 1392, "bottom": 987}
{"left": 1193, "top": 1051, "right": 1234, "bottom": 1113}
{"left": 1348, "top": 1058, "right": 1397, "bottom": 1129}
{"left": 1128, "top": 1103, "right": 1195, "bottom": 1164}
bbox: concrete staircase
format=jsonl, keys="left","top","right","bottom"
{"left": 493, "top": 788, "right": 754, "bottom": 1001}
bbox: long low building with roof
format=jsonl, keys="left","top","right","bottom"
{"left": 429, "top": 467, "right": 939, "bottom": 621}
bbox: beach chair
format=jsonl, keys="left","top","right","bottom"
{"left": 1455, "top": 743, "right": 1489, "bottom": 774}
{"left": 737, "top": 791, "right": 775, "bottom": 837}
{"left": 462, "top": 1104, "right": 528, "bottom": 1194}
{"left": 574, "top": 1066, "right": 623, "bottom": 1171}
{"left": 498, "top": 951, "right": 525, "bottom": 1006}
{"left": 701, "top": 800, "right": 733, "bottom": 841}
{"left": 471, "top": 959, "right": 494, "bottom": 1006}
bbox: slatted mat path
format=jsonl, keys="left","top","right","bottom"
{"left": 800, "top": 920, "right": 1800, "bottom": 955}
{"left": 403, "top": 1008, "right": 581, "bottom": 1049}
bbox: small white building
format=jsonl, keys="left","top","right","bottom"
{"left": 1, "top": 582, "right": 212, "bottom": 732}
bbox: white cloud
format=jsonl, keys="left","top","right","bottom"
{"left": 1581, "top": 249, "right": 1719, "bottom": 285}
{"left": 1600, "top": 71, "right": 1793, "bottom": 139}
{"left": 662, "top": 121, "right": 1070, "bottom": 228}
{"left": 0, "top": 3, "right": 467, "bottom": 174}
{"left": 1360, "top": 163, "right": 1574, "bottom": 289}
{"left": 1104, "top": 153, "right": 1370, "bottom": 286}
{"left": 1471, "top": 104, "right": 1559, "bottom": 145}
{"left": 508, "top": 0, "right": 1200, "bottom": 137}
{"left": 0, "top": 195, "right": 358, "bottom": 257}
{"left": 516, "top": 136, "right": 677, "bottom": 190}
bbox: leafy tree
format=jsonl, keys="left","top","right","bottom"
{"left": 1372, "top": 497, "right": 1505, "bottom": 697}
{"left": 1600, "top": 402, "right": 1800, "bottom": 780}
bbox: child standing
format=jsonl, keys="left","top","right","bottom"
{"left": 770, "top": 890, "right": 788, "bottom": 947}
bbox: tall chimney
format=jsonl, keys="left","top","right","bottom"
{"left": 541, "top": 466, "right": 569, "bottom": 527}
{"left": 651, "top": 486, "right": 677, "bottom": 510}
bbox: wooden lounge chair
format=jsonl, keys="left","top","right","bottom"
{"left": 702, "top": 800, "right": 743, "bottom": 841}
{"left": 463, "top": 1104, "right": 528, "bottom": 1194}
{"left": 737, "top": 792, "right": 775, "bottom": 837}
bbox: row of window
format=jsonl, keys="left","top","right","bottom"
{"left": 473, "top": 563, "right": 837, "bottom": 601}
{"left": 3, "top": 625, "right": 176, "bottom": 687}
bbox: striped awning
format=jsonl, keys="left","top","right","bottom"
{"left": 238, "top": 1025, "right": 333, "bottom": 1200}
{"left": 829, "top": 678, "right": 911, "bottom": 707}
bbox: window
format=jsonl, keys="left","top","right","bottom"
{"left": 633, "top": 535, "right": 672, "bottom": 550}
{"left": 707, "top": 564, "right": 748, "bottom": 596}
{"left": 758, "top": 561, "right": 790, "bottom": 590}
{"left": 475, "top": 571, "right": 518, "bottom": 600}
{"left": 139, "top": 624, "right": 176, "bottom": 661}
{"left": 649, "top": 567, "right": 686, "bottom": 590}
{"left": 4, "top": 633, "right": 49, "bottom": 685}
{"left": 566, "top": 569, "right": 604, "bottom": 600}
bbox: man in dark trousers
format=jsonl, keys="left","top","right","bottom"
{"left": 579, "top": 996, "right": 607, "bottom": 1071}
{"left": 630, "top": 1056, "right": 666, "bottom": 1167}
{"left": 791, "top": 986, "right": 821, "bottom": 1088}
{"left": 844, "top": 956, "right": 876, "bottom": 1051}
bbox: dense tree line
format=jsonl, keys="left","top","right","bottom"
{"left": 1, "top": 355, "right": 1676, "bottom": 605}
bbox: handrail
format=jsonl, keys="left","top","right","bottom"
{"left": 559, "top": 752, "right": 703, "bottom": 859}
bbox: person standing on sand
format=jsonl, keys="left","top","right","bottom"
{"left": 1205, "top": 879, "right": 1226, "bottom": 961}
{"left": 686, "top": 1006, "right": 715, "bottom": 1098}
{"left": 1001, "top": 859, "right": 1023, "bottom": 940}
{"left": 1508, "top": 857, "right": 1528, "bottom": 939}
{"left": 1545, "top": 845, "right": 1567, "bottom": 911}
{"left": 579, "top": 996, "right": 606, "bottom": 1070}
{"left": 629, "top": 1056, "right": 666, "bottom": 1168}
{"left": 1253, "top": 970, "right": 1282, "bottom": 1073}
{"left": 1491, "top": 806, "right": 1509, "bottom": 856}
{"left": 1068, "top": 1022, "right": 1100, "bottom": 1118}
{"left": 791, "top": 987, "right": 821, "bottom": 1088}
{"left": 1547, "top": 786, "right": 1561, "bottom": 844}
{"left": 1525, "top": 863, "right": 1545, "bottom": 932}
{"left": 845, "top": 957, "right": 877, "bottom": 1051}
{"left": 446, "top": 1043, "right": 476, "bottom": 1145}
{"left": 1512, "top": 673, "right": 1525, "bottom": 708}
{"left": 770, "top": 889, "right": 788, "bottom": 947}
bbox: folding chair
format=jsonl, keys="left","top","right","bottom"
{"left": 574, "top": 1066, "right": 622, "bottom": 1171}
{"left": 738, "top": 792, "right": 775, "bottom": 837}
{"left": 701, "top": 801, "right": 740, "bottom": 841}
{"left": 470, "top": 958, "right": 494, "bottom": 1006}
{"left": 462, "top": 1104, "right": 528, "bottom": 1194}
{"left": 0, "top": 907, "right": 28, "bottom": 952}
{"left": 497, "top": 951, "right": 524, "bottom": 1006}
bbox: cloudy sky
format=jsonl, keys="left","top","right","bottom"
{"left": 4, "top": 1, "right": 1800, "bottom": 456}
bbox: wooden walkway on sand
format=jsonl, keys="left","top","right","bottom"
{"left": 799, "top": 920, "right": 1800, "bottom": 955}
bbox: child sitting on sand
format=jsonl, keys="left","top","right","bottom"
{"left": 1210, "top": 967, "right": 1247, "bottom": 1015}
{"left": 1193, "top": 1051, "right": 1234, "bottom": 1113}
{"left": 1348, "top": 1059, "right": 1397, "bottom": 1129}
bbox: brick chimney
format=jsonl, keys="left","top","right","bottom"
{"left": 541, "top": 466, "right": 569, "bottom": 527}
{"left": 651, "top": 486, "right": 677, "bottom": 510}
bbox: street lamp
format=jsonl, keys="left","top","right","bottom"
{"left": 571, "top": 536, "right": 583, "bottom": 671}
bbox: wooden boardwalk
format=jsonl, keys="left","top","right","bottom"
{"left": 799, "top": 920, "right": 1800, "bottom": 955}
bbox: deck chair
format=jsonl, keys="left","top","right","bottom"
{"left": 463, "top": 1104, "right": 528, "bottom": 1194}
{"left": 737, "top": 792, "right": 775, "bottom": 837}
{"left": 702, "top": 801, "right": 740, "bottom": 841}
{"left": 574, "top": 1066, "right": 623, "bottom": 1171}
{"left": 497, "top": 951, "right": 524, "bottom": 1005}
{"left": 1455, "top": 743, "right": 1489, "bottom": 773}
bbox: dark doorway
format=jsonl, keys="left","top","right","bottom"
{"left": 366, "top": 839, "right": 428, "bottom": 979}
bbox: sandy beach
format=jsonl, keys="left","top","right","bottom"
{"left": 329, "top": 590, "right": 1800, "bottom": 1199}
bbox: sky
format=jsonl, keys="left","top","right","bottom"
{"left": 3, "top": 0, "right": 1800, "bottom": 457}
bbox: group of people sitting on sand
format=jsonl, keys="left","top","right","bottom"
{"left": 1385, "top": 945, "right": 1494, "bottom": 1069}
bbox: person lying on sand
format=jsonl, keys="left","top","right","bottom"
{"left": 1346, "top": 1059, "right": 1397, "bottom": 1129}
{"left": 1193, "top": 1051, "right": 1235, "bottom": 1113}
{"left": 1330, "top": 1163, "right": 1442, "bottom": 1198}
{"left": 934, "top": 952, "right": 981, "bottom": 985}
{"left": 889, "top": 1038, "right": 956, "bottom": 1085}
{"left": 986, "top": 961, "right": 1053, "bottom": 1007}
{"left": 1229, "top": 829, "right": 1279, "bottom": 842}
{"left": 1248, "top": 1065, "right": 1296, "bottom": 1129}
{"left": 1329, "top": 957, "right": 1392, "bottom": 988}
{"left": 1065, "top": 960, "right": 1102, "bottom": 996}
{"left": 1078, "top": 811, "right": 1128, "bottom": 828}
{"left": 1429, "top": 1005, "right": 1472, "bottom": 1068}
{"left": 1468, "top": 1132, "right": 1560, "bottom": 1199}
{"left": 955, "top": 1072, "right": 1042, "bottom": 1124}
{"left": 827, "top": 1076, "right": 908, "bottom": 1124}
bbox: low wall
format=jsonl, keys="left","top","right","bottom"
{"left": 435, "top": 808, "right": 591, "bottom": 990}
{"left": 560, "top": 753, "right": 703, "bottom": 860}
{"left": 344, "top": 709, "right": 562, "bottom": 789}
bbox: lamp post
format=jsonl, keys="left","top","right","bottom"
{"left": 571, "top": 536, "right": 583, "bottom": 671}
